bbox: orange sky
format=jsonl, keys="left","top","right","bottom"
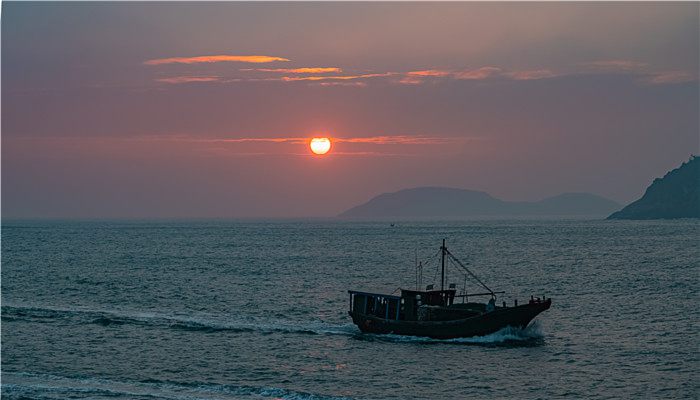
{"left": 2, "top": 2, "right": 698, "bottom": 218}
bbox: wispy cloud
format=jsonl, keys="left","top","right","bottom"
{"left": 243, "top": 67, "right": 342, "bottom": 74}
{"left": 312, "top": 81, "right": 367, "bottom": 87}
{"left": 581, "top": 60, "right": 648, "bottom": 71}
{"left": 11, "top": 134, "right": 465, "bottom": 159}
{"left": 452, "top": 67, "right": 502, "bottom": 80}
{"left": 580, "top": 60, "right": 696, "bottom": 85}
{"left": 144, "top": 57, "right": 692, "bottom": 88}
{"left": 397, "top": 63, "right": 693, "bottom": 85}
{"left": 280, "top": 72, "right": 395, "bottom": 82}
{"left": 397, "top": 67, "right": 504, "bottom": 84}
{"left": 407, "top": 69, "right": 452, "bottom": 77}
{"left": 134, "top": 134, "right": 454, "bottom": 146}
{"left": 156, "top": 76, "right": 221, "bottom": 84}
{"left": 335, "top": 135, "right": 452, "bottom": 145}
{"left": 398, "top": 76, "right": 424, "bottom": 85}
{"left": 400, "top": 69, "right": 453, "bottom": 84}
{"left": 144, "top": 55, "right": 290, "bottom": 65}
{"left": 190, "top": 137, "right": 308, "bottom": 144}
{"left": 643, "top": 71, "right": 697, "bottom": 85}
{"left": 311, "top": 151, "right": 419, "bottom": 157}
{"left": 504, "top": 69, "right": 559, "bottom": 80}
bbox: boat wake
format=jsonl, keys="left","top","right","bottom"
{"left": 2, "top": 304, "right": 357, "bottom": 338}
{"left": 3, "top": 304, "right": 544, "bottom": 346}
{"left": 356, "top": 321, "right": 544, "bottom": 346}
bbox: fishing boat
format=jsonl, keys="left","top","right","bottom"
{"left": 348, "top": 240, "right": 551, "bottom": 339}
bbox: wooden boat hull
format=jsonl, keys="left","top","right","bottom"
{"left": 349, "top": 298, "right": 551, "bottom": 339}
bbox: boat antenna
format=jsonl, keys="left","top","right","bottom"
{"left": 415, "top": 248, "right": 418, "bottom": 290}
{"left": 419, "top": 261, "right": 423, "bottom": 290}
{"left": 440, "top": 239, "right": 446, "bottom": 291}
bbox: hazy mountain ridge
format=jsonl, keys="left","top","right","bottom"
{"left": 607, "top": 156, "right": 700, "bottom": 220}
{"left": 339, "top": 187, "right": 621, "bottom": 218}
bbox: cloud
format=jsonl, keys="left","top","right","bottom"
{"left": 156, "top": 76, "right": 221, "bottom": 84}
{"left": 196, "top": 137, "right": 308, "bottom": 144}
{"left": 504, "top": 69, "right": 559, "bottom": 80}
{"left": 400, "top": 67, "right": 559, "bottom": 84}
{"left": 148, "top": 59, "right": 688, "bottom": 88}
{"left": 312, "top": 151, "right": 418, "bottom": 157}
{"left": 399, "top": 70, "right": 452, "bottom": 84}
{"left": 452, "top": 67, "right": 502, "bottom": 80}
{"left": 133, "top": 134, "right": 453, "bottom": 145}
{"left": 400, "top": 66, "right": 539, "bottom": 83}
{"left": 398, "top": 76, "right": 425, "bottom": 85}
{"left": 244, "top": 67, "right": 342, "bottom": 74}
{"left": 643, "top": 71, "right": 697, "bottom": 85}
{"left": 312, "top": 82, "right": 367, "bottom": 87}
{"left": 581, "top": 60, "right": 648, "bottom": 71}
{"left": 280, "top": 72, "right": 395, "bottom": 82}
{"left": 144, "top": 55, "right": 290, "bottom": 65}
{"left": 402, "top": 67, "right": 559, "bottom": 83}
{"left": 10, "top": 134, "right": 465, "bottom": 160}
{"left": 334, "top": 135, "right": 453, "bottom": 145}
{"left": 579, "top": 60, "right": 696, "bottom": 85}
{"left": 407, "top": 69, "right": 452, "bottom": 77}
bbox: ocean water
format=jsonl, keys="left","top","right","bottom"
{"left": 1, "top": 219, "right": 698, "bottom": 399}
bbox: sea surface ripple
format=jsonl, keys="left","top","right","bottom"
{"left": 2, "top": 219, "right": 698, "bottom": 399}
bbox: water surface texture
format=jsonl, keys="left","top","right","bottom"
{"left": 2, "top": 220, "right": 698, "bottom": 399}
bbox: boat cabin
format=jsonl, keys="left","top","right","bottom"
{"left": 348, "top": 288, "right": 460, "bottom": 321}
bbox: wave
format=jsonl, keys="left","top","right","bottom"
{"left": 2, "top": 371, "right": 353, "bottom": 400}
{"left": 1, "top": 304, "right": 357, "bottom": 337}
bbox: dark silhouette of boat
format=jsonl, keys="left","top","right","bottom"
{"left": 348, "top": 240, "right": 551, "bottom": 339}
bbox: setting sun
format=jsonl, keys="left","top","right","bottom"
{"left": 309, "top": 137, "right": 332, "bottom": 155}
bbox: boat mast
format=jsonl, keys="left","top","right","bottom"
{"left": 440, "top": 239, "right": 446, "bottom": 291}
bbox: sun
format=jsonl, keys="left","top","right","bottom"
{"left": 309, "top": 137, "right": 332, "bottom": 155}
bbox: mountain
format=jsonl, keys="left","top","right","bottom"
{"left": 607, "top": 156, "right": 700, "bottom": 220}
{"left": 338, "top": 187, "right": 621, "bottom": 218}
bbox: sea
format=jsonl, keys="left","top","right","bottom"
{"left": 1, "top": 219, "right": 698, "bottom": 399}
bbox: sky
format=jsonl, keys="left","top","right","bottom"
{"left": 2, "top": 2, "right": 699, "bottom": 218}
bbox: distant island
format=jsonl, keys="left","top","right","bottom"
{"left": 338, "top": 188, "right": 621, "bottom": 218}
{"left": 608, "top": 156, "right": 699, "bottom": 220}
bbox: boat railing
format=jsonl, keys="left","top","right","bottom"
{"left": 348, "top": 290, "right": 402, "bottom": 320}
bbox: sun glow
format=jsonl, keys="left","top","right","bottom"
{"left": 309, "top": 137, "right": 332, "bottom": 155}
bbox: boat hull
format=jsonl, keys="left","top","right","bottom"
{"left": 349, "top": 299, "right": 551, "bottom": 339}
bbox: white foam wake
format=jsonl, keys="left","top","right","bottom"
{"left": 359, "top": 321, "right": 544, "bottom": 345}
{"left": 2, "top": 303, "right": 358, "bottom": 337}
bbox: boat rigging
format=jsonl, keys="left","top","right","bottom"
{"left": 347, "top": 240, "right": 551, "bottom": 339}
